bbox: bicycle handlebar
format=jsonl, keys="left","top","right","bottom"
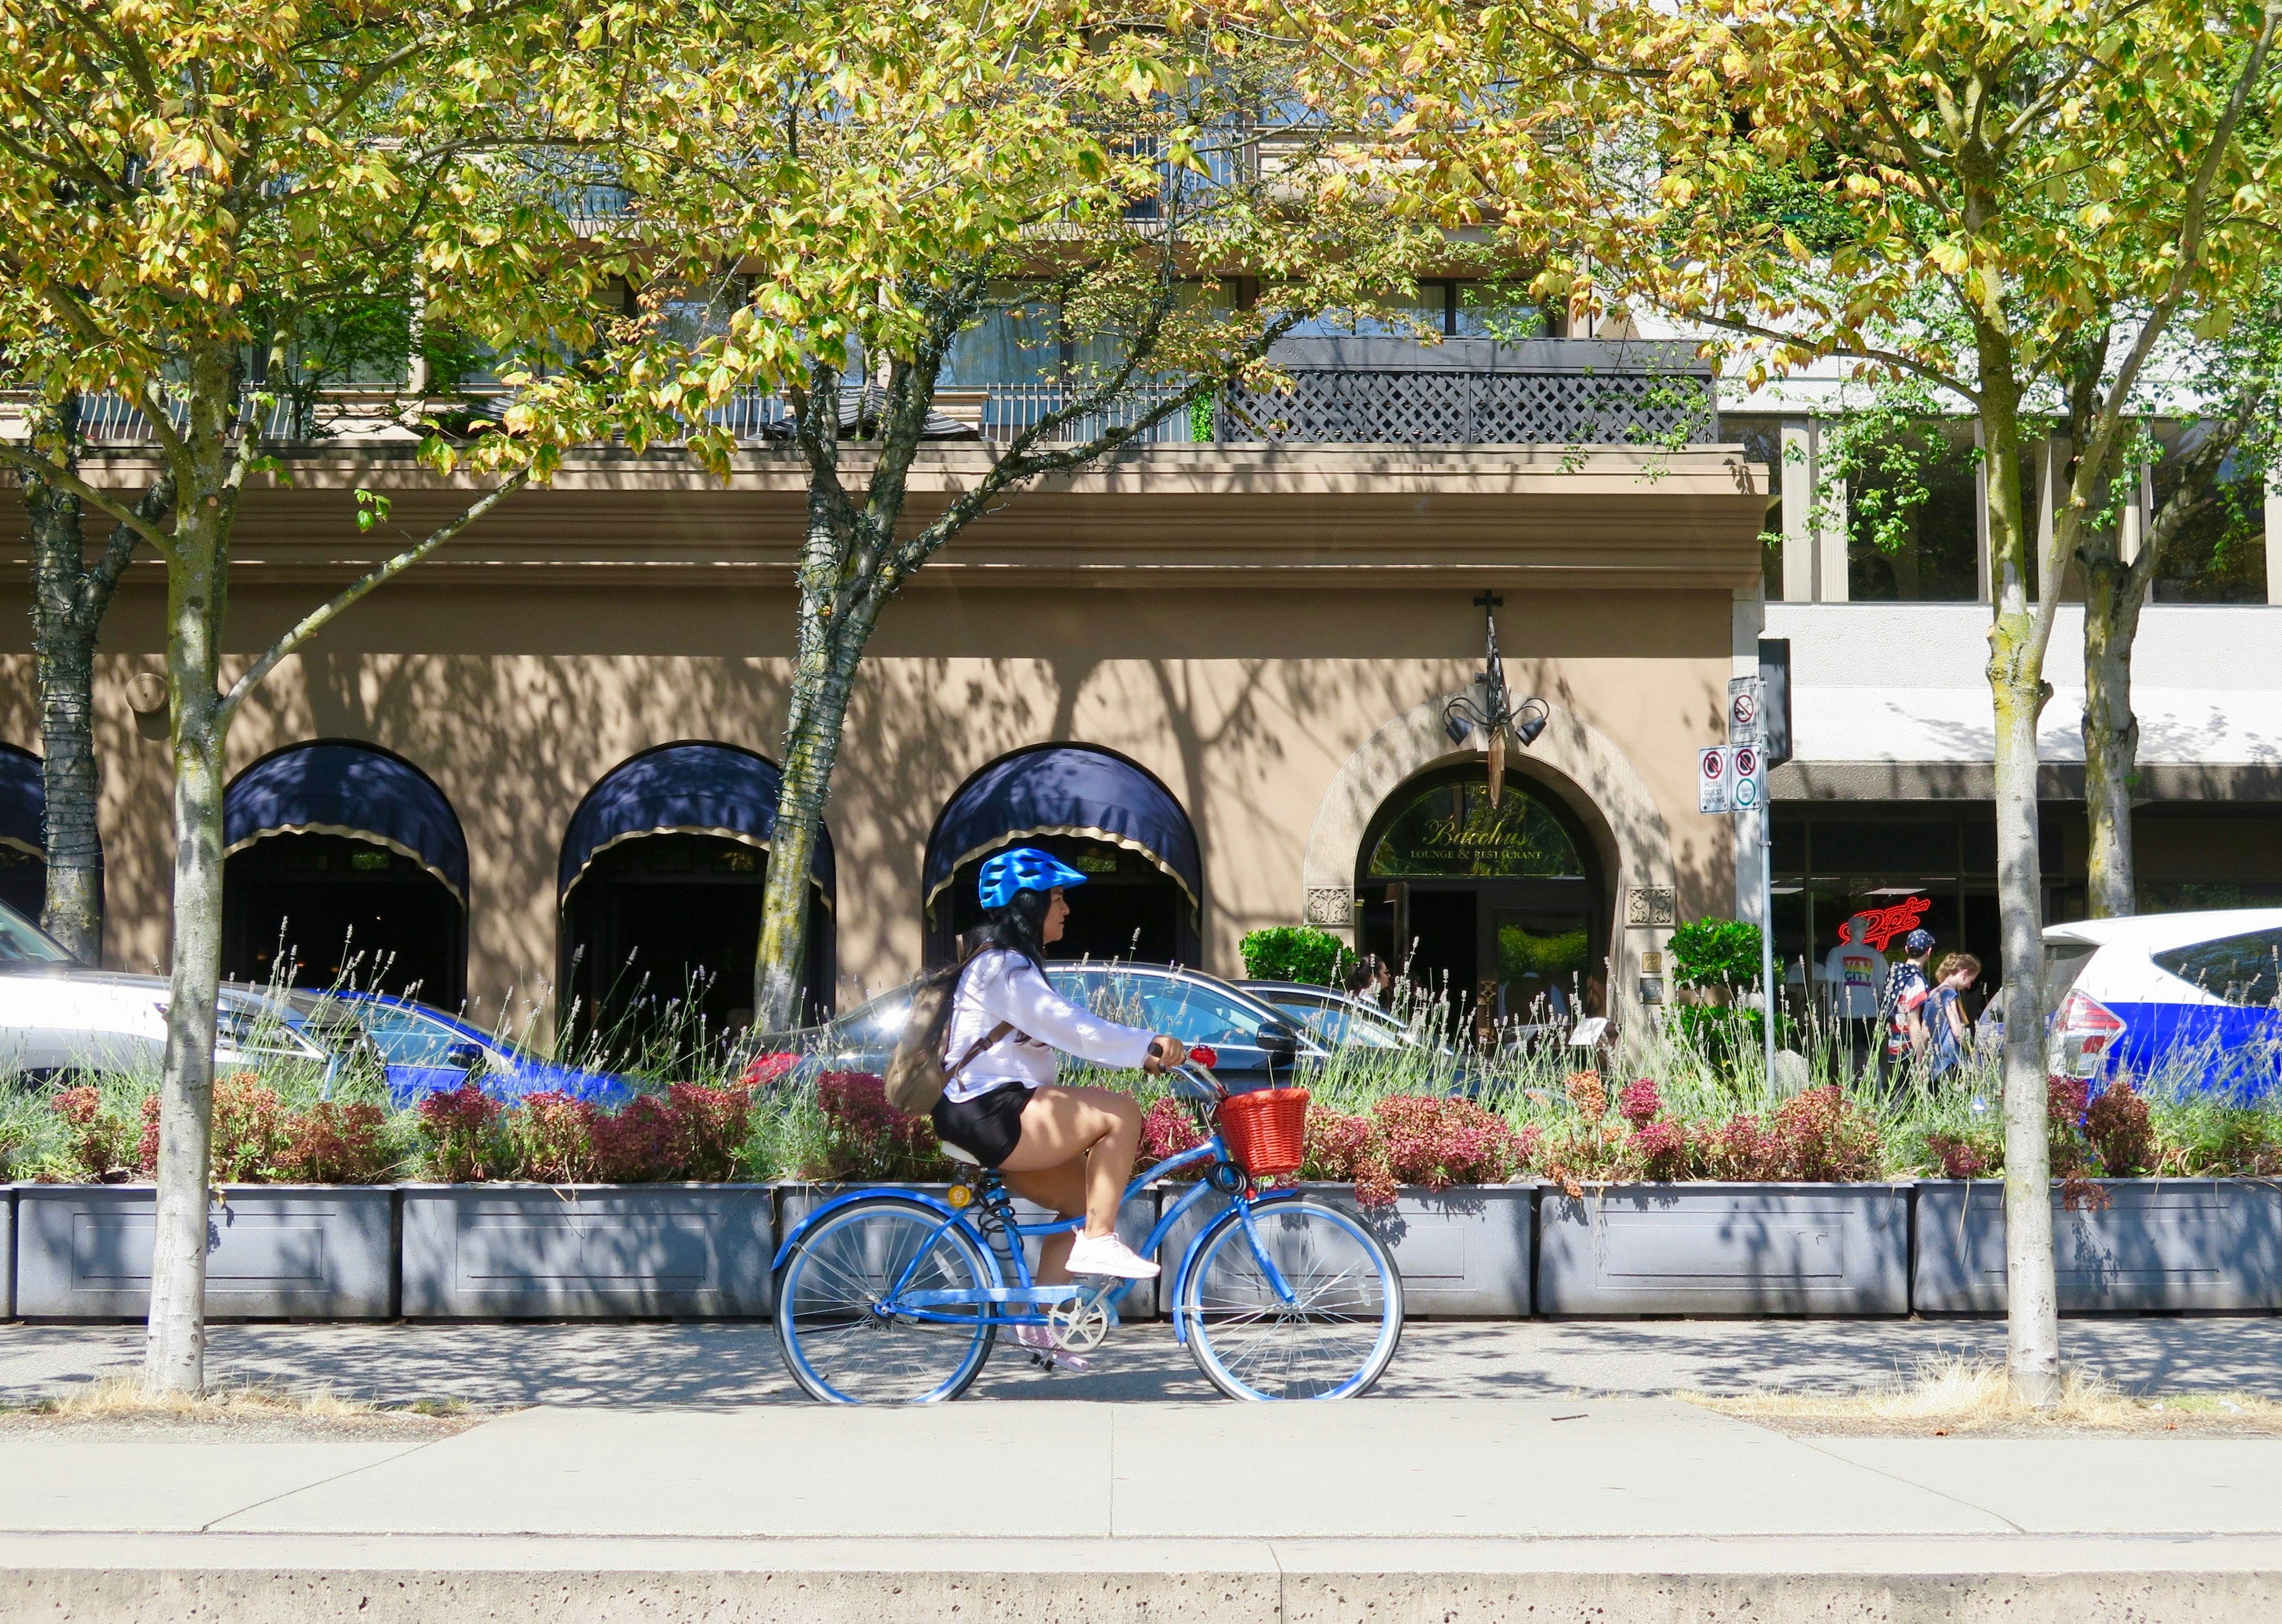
{"left": 1169, "top": 1049, "right": 1227, "bottom": 1100}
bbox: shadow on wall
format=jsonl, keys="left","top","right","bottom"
{"left": 0, "top": 583, "right": 1731, "bottom": 1020}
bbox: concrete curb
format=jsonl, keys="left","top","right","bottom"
{"left": 3, "top": 1534, "right": 2278, "bottom": 1623}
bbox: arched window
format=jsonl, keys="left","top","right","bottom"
{"left": 559, "top": 742, "right": 834, "bottom": 1052}
{"left": 0, "top": 745, "right": 45, "bottom": 920}
{"left": 923, "top": 745, "right": 1200, "bottom": 965}
{"left": 1356, "top": 766, "right": 1604, "bottom": 1037}
{"left": 222, "top": 741, "right": 468, "bottom": 1004}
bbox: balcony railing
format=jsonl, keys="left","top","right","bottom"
{"left": 4, "top": 342, "right": 1718, "bottom": 452}
{"left": 965, "top": 340, "right": 1717, "bottom": 447}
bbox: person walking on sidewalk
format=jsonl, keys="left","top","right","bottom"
{"left": 1924, "top": 952, "right": 1981, "bottom": 1082}
{"left": 1877, "top": 928, "right": 1937, "bottom": 1090}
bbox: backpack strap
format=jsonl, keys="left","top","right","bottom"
{"left": 947, "top": 1021, "right": 1015, "bottom": 1081}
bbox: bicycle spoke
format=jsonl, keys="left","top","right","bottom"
{"left": 779, "top": 1202, "right": 995, "bottom": 1404}
{"left": 1184, "top": 1203, "right": 1400, "bottom": 1401}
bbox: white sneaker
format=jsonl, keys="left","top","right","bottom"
{"left": 1066, "top": 1232, "right": 1160, "bottom": 1279}
{"left": 1013, "top": 1324, "right": 1089, "bottom": 1372}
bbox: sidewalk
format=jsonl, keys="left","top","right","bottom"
{"left": 6, "top": 1315, "right": 2281, "bottom": 1407}
{"left": 4, "top": 1395, "right": 2282, "bottom": 1620}
{"left": 7, "top": 1319, "right": 2282, "bottom": 1619}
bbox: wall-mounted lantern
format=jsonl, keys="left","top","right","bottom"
{"left": 1440, "top": 591, "right": 1548, "bottom": 806}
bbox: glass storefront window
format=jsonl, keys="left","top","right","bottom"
{"left": 1842, "top": 421, "right": 1985, "bottom": 601}
{"left": 2152, "top": 425, "right": 2268, "bottom": 604}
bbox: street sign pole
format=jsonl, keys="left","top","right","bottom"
{"left": 1729, "top": 682, "right": 1778, "bottom": 1089}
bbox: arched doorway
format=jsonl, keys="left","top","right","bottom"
{"left": 0, "top": 746, "right": 45, "bottom": 922}
{"left": 222, "top": 742, "right": 468, "bottom": 1003}
{"left": 923, "top": 745, "right": 1201, "bottom": 966}
{"left": 1356, "top": 764, "right": 1605, "bottom": 1042}
{"left": 559, "top": 742, "right": 834, "bottom": 1056}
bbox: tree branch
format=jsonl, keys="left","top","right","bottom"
{"left": 219, "top": 471, "right": 530, "bottom": 721}
{"left": 0, "top": 442, "right": 175, "bottom": 554}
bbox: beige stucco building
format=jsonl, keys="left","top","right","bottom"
{"left": 4, "top": 379, "right": 1769, "bottom": 1048}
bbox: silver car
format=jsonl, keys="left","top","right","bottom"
{"left": 0, "top": 901, "right": 365, "bottom": 1085}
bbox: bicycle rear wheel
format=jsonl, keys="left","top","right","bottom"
{"left": 776, "top": 1196, "right": 998, "bottom": 1404}
{"left": 1178, "top": 1199, "right": 1402, "bottom": 1401}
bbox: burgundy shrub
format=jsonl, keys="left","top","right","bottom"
{"left": 2084, "top": 1081, "right": 2156, "bottom": 1178}
{"left": 278, "top": 1102, "right": 396, "bottom": 1184}
{"left": 417, "top": 1081, "right": 506, "bottom": 1182}
{"left": 1618, "top": 1078, "right": 1662, "bottom": 1128}
{"left": 590, "top": 1096, "right": 683, "bottom": 1183}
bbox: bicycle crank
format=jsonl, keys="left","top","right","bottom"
{"left": 1047, "top": 1292, "right": 1112, "bottom": 1354}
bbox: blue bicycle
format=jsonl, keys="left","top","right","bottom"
{"left": 771, "top": 1058, "right": 1403, "bottom": 1403}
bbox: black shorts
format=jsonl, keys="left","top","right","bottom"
{"left": 931, "top": 1082, "right": 1032, "bottom": 1167}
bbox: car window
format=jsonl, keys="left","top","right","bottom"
{"left": 831, "top": 986, "right": 918, "bottom": 1051}
{"left": 0, "top": 901, "right": 74, "bottom": 965}
{"left": 213, "top": 1000, "right": 319, "bottom": 1060}
{"left": 2155, "top": 929, "right": 2282, "bottom": 1008}
{"left": 345, "top": 1004, "right": 484, "bottom": 1067}
{"left": 1060, "top": 970, "right": 1273, "bottom": 1046}
{"left": 2042, "top": 942, "right": 2098, "bottom": 1020}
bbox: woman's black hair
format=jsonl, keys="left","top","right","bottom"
{"left": 972, "top": 885, "right": 1055, "bottom": 970}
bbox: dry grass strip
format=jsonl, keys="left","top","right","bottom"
{"left": 0, "top": 1376, "right": 483, "bottom": 1437}
{"left": 1685, "top": 1356, "right": 2282, "bottom": 1437}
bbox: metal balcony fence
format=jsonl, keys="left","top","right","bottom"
{"left": 8, "top": 344, "right": 1717, "bottom": 451}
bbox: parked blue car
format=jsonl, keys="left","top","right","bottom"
{"left": 324, "top": 991, "right": 631, "bottom": 1106}
{"left": 2045, "top": 909, "right": 2282, "bottom": 1098}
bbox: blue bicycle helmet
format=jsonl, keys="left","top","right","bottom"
{"left": 978, "top": 846, "right": 1090, "bottom": 910}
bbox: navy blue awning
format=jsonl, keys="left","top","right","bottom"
{"left": 0, "top": 747, "right": 42, "bottom": 856}
{"left": 923, "top": 746, "right": 1200, "bottom": 913}
{"left": 225, "top": 743, "right": 468, "bottom": 901}
{"left": 559, "top": 743, "right": 834, "bottom": 902}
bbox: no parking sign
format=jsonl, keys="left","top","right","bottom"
{"left": 1698, "top": 745, "right": 1764, "bottom": 815}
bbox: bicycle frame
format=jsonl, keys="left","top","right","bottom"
{"left": 773, "top": 1132, "right": 1306, "bottom": 1346}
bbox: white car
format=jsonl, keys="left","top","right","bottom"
{"left": 0, "top": 901, "right": 356, "bottom": 1083}
{"left": 2044, "top": 909, "right": 2282, "bottom": 1095}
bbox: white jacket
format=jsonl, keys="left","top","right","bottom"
{"left": 939, "top": 950, "right": 1155, "bottom": 1102}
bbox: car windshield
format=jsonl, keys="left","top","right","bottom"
{"left": 1054, "top": 967, "right": 1280, "bottom": 1048}
{"left": 812, "top": 985, "right": 918, "bottom": 1064}
{"left": 1261, "top": 991, "right": 1413, "bottom": 1051}
{"left": 339, "top": 1001, "right": 493, "bottom": 1067}
{"left": 0, "top": 901, "right": 74, "bottom": 966}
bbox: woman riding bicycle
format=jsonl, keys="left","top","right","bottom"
{"left": 934, "top": 847, "right": 1188, "bottom": 1297}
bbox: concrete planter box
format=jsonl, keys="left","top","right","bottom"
{"left": 2, "top": 1186, "right": 14, "bottom": 1319}
{"left": 1537, "top": 1182, "right": 1910, "bottom": 1316}
{"left": 777, "top": 1183, "right": 1161, "bottom": 1318}
{"left": 401, "top": 1185, "right": 774, "bottom": 1319}
{"left": 1156, "top": 1182, "right": 1534, "bottom": 1317}
{"left": 1914, "top": 1178, "right": 2282, "bottom": 1313}
{"left": 14, "top": 1184, "right": 397, "bottom": 1319}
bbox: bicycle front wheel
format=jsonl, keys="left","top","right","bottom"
{"left": 775, "top": 1196, "right": 998, "bottom": 1405}
{"left": 1178, "top": 1198, "right": 1402, "bottom": 1401}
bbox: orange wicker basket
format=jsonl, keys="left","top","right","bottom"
{"left": 1215, "top": 1086, "right": 1310, "bottom": 1177}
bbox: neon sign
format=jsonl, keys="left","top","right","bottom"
{"left": 1843, "top": 896, "right": 1931, "bottom": 951}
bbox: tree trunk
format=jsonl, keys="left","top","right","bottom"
{"left": 20, "top": 407, "right": 105, "bottom": 963}
{"left": 2081, "top": 533, "right": 2143, "bottom": 920}
{"left": 1980, "top": 386, "right": 2062, "bottom": 1409}
{"left": 143, "top": 361, "right": 237, "bottom": 1397}
{"left": 752, "top": 618, "right": 867, "bottom": 1032}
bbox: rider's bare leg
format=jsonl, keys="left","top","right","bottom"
{"left": 1000, "top": 1158, "right": 1087, "bottom": 1285}
{"left": 1000, "top": 1084, "right": 1144, "bottom": 1257}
